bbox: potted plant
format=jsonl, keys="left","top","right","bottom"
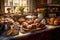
{"left": 36, "top": 8, "right": 45, "bottom": 20}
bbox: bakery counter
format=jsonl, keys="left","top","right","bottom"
{"left": 0, "top": 25, "right": 60, "bottom": 40}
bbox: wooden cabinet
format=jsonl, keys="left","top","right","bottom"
{"left": 45, "top": 6, "right": 60, "bottom": 17}
{"left": 34, "top": 0, "right": 47, "bottom": 8}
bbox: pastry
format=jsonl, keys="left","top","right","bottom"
{"left": 3, "top": 29, "right": 19, "bottom": 36}
{"left": 27, "top": 25, "right": 32, "bottom": 30}
{"left": 54, "top": 18, "right": 60, "bottom": 25}
{"left": 49, "top": 17, "right": 55, "bottom": 25}
{"left": 26, "top": 20, "right": 34, "bottom": 24}
{"left": 18, "top": 17, "right": 25, "bottom": 24}
{"left": 31, "top": 24, "right": 36, "bottom": 29}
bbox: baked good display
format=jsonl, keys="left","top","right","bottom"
{"left": 1, "top": 15, "right": 46, "bottom": 36}
{"left": 46, "top": 17, "right": 60, "bottom": 25}
{"left": 22, "top": 19, "right": 45, "bottom": 31}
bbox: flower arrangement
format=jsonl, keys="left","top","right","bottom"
{"left": 18, "top": 6, "right": 24, "bottom": 15}
{"left": 36, "top": 8, "right": 45, "bottom": 13}
{"left": 18, "top": 6, "right": 24, "bottom": 11}
{"left": 13, "top": 6, "right": 24, "bottom": 13}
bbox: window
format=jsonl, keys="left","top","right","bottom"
{"left": 4, "top": 0, "right": 29, "bottom": 13}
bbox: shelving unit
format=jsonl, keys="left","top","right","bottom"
{"left": 45, "top": 5, "right": 60, "bottom": 17}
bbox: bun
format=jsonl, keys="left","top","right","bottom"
{"left": 49, "top": 17, "right": 55, "bottom": 25}
{"left": 54, "top": 18, "right": 60, "bottom": 25}
{"left": 18, "top": 18, "right": 25, "bottom": 24}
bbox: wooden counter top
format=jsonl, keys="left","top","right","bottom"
{"left": 0, "top": 25, "right": 60, "bottom": 40}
